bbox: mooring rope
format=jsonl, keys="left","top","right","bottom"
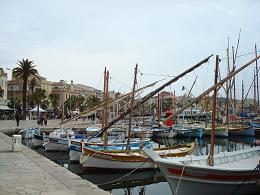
{"left": 230, "top": 163, "right": 260, "bottom": 195}
{"left": 96, "top": 161, "right": 147, "bottom": 186}
{"left": 174, "top": 161, "right": 187, "bottom": 195}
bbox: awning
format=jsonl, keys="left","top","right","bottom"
{"left": 0, "top": 105, "right": 12, "bottom": 110}
{"left": 29, "top": 106, "right": 46, "bottom": 112}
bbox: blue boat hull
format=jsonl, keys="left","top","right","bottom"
{"left": 228, "top": 128, "right": 255, "bottom": 136}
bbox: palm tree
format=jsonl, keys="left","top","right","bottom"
{"left": 49, "top": 93, "right": 59, "bottom": 116}
{"left": 86, "top": 95, "right": 101, "bottom": 108}
{"left": 27, "top": 94, "right": 35, "bottom": 109}
{"left": 13, "top": 59, "right": 38, "bottom": 119}
{"left": 33, "top": 88, "right": 46, "bottom": 120}
{"left": 29, "top": 77, "right": 37, "bottom": 94}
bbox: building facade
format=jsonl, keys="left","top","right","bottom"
{"left": 0, "top": 68, "right": 8, "bottom": 100}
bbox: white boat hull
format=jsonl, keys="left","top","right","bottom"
{"left": 43, "top": 140, "right": 69, "bottom": 151}
{"left": 143, "top": 147, "right": 260, "bottom": 195}
{"left": 69, "top": 150, "right": 81, "bottom": 162}
{"left": 80, "top": 154, "right": 154, "bottom": 170}
{"left": 165, "top": 174, "right": 258, "bottom": 195}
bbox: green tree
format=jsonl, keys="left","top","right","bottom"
{"left": 33, "top": 88, "right": 46, "bottom": 119}
{"left": 13, "top": 59, "right": 39, "bottom": 119}
{"left": 64, "top": 95, "right": 86, "bottom": 115}
{"left": 49, "top": 93, "right": 59, "bottom": 115}
{"left": 86, "top": 95, "right": 101, "bottom": 109}
{"left": 29, "top": 77, "right": 37, "bottom": 93}
{"left": 27, "top": 94, "right": 35, "bottom": 109}
{"left": 7, "top": 96, "right": 21, "bottom": 109}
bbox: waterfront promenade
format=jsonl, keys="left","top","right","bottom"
{"left": 0, "top": 131, "right": 110, "bottom": 195}
{"left": 0, "top": 119, "right": 94, "bottom": 134}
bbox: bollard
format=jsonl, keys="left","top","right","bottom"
{"left": 12, "top": 135, "right": 22, "bottom": 152}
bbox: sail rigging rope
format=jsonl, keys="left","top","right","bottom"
{"left": 221, "top": 50, "right": 260, "bottom": 61}
{"left": 96, "top": 72, "right": 103, "bottom": 89}
{"left": 174, "top": 161, "right": 187, "bottom": 195}
{"left": 230, "top": 163, "right": 260, "bottom": 195}
{"left": 95, "top": 161, "right": 147, "bottom": 186}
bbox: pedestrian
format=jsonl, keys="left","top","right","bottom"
{"left": 44, "top": 115, "right": 47, "bottom": 126}
{"left": 15, "top": 111, "right": 20, "bottom": 127}
{"left": 40, "top": 115, "right": 44, "bottom": 125}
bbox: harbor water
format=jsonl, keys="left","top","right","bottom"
{"left": 22, "top": 136, "right": 258, "bottom": 195}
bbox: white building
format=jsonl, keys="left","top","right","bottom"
{"left": 0, "top": 68, "right": 8, "bottom": 100}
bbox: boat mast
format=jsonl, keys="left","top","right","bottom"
{"left": 225, "top": 39, "right": 230, "bottom": 125}
{"left": 126, "top": 64, "right": 138, "bottom": 153}
{"left": 92, "top": 55, "right": 213, "bottom": 138}
{"left": 204, "top": 95, "right": 209, "bottom": 128}
{"left": 101, "top": 67, "right": 107, "bottom": 143}
{"left": 104, "top": 70, "right": 109, "bottom": 146}
{"left": 208, "top": 55, "right": 219, "bottom": 166}
{"left": 241, "top": 80, "right": 244, "bottom": 125}
{"left": 157, "top": 93, "right": 161, "bottom": 128}
{"left": 254, "top": 70, "right": 257, "bottom": 113}
{"left": 173, "top": 90, "right": 176, "bottom": 112}
{"left": 232, "top": 46, "right": 236, "bottom": 113}
{"left": 102, "top": 67, "right": 107, "bottom": 129}
{"left": 163, "top": 55, "right": 260, "bottom": 125}
{"left": 255, "top": 44, "right": 259, "bottom": 110}
{"left": 173, "top": 90, "right": 176, "bottom": 124}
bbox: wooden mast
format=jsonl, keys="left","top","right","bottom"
{"left": 163, "top": 55, "right": 260, "bottom": 123}
{"left": 208, "top": 55, "right": 219, "bottom": 166}
{"left": 102, "top": 67, "right": 107, "bottom": 129}
{"left": 232, "top": 46, "right": 236, "bottom": 113}
{"left": 60, "top": 80, "right": 158, "bottom": 125}
{"left": 101, "top": 67, "right": 107, "bottom": 143}
{"left": 225, "top": 41, "right": 230, "bottom": 125}
{"left": 173, "top": 90, "right": 176, "bottom": 112}
{"left": 91, "top": 55, "right": 213, "bottom": 138}
{"left": 241, "top": 80, "right": 244, "bottom": 125}
{"left": 104, "top": 70, "right": 109, "bottom": 146}
{"left": 255, "top": 44, "right": 259, "bottom": 110}
{"left": 205, "top": 95, "right": 209, "bottom": 128}
{"left": 126, "top": 64, "right": 138, "bottom": 153}
{"left": 157, "top": 93, "right": 161, "bottom": 128}
{"left": 254, "top": 70, "right": 257, "bottom": 113}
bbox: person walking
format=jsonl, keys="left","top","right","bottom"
{"left": 44, "top": 114, "right": 47, "bottom": 126}
{"left": 15, "top": 111, "right": 20, "bottom": 127}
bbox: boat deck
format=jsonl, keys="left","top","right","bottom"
{"left": 213, "top": 153, "right": 260, "bottom": 169}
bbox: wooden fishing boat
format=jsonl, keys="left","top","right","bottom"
{"left": 79, "top": 142, "right": 195, "bottom": 172}
{"left": 205, "top": 126, "right": 228, "bottom": 137}
{"left": 43, "top": 128, "right": 74, "bottom": 151}
{"left": 143, "top": 54, "right": 260, "bottom": 195}
{"left": 68, "top": 137, "right": 152, "bottom": 162}
{"left": 151, "top": 127, "right": 177, "bottom": 139}
{"left": 248, "top": 122, "right": 260, "bottom": 136}
{"left": 130, "top": 127, "right": 153, "bottom": 138}
{"left": 19, "top": 127, "right": 42, "bottom": 139}
{"left": 174, "top": 124, "right": 205, "bottom": 138}
{"left": 228, "top": 125, "right": 255, "bottom": 136}
{"left": 143, "top": 146, "right": 260, "bottom": 195}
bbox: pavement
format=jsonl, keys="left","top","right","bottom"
{"left": 0, "top": 119, "right": 96, "bottom": 134}
{"left": 0, "top": 132, "right": 110, "bottom": 195}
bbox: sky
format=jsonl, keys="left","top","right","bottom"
{"left": 1, "top": 0, "right": 260, "bottom": 99}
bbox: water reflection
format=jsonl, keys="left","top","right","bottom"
{"left": 22, "top": 136, "right": 259, "bottom": 195}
